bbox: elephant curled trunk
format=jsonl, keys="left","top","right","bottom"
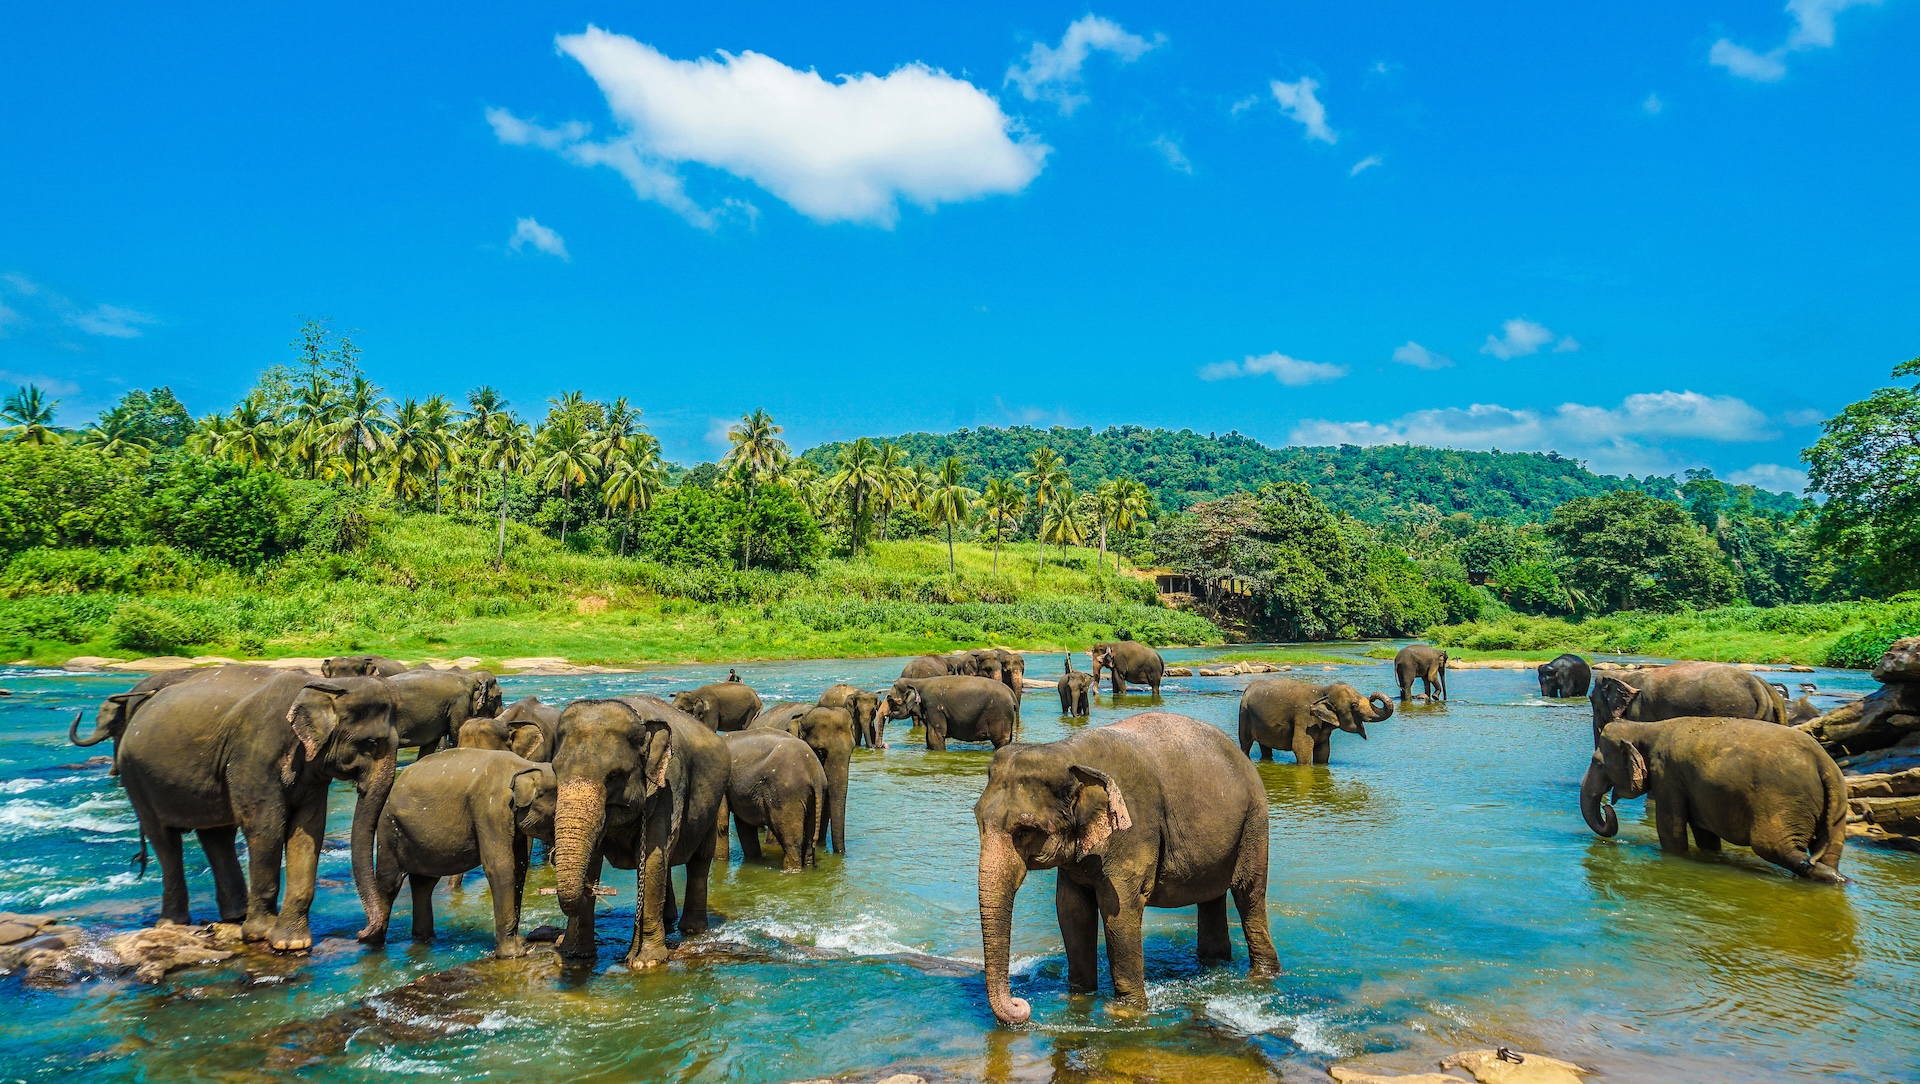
{"left": 70, "top": 710, "right": 111, "bottom": 747}
{"left": 553, "top": 779, "right": 608, "bottom": 916}
{"left": 350, "top": 748, "right": 396, "bottom": 932}
{"left": 978, "top": 829, "right": 1031, "bottom": 1025}
{"left": 1365, "top": 693, "right": 1393, "bottom": 728}
{"left": 1580, "top": 758, "right": 1618, "bottom": 837}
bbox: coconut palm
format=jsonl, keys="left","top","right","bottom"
{"left": 1, "top": 385, "right": 65, "bottom": 445}
{"left": 1016, "top": 446, "right": 1070, "bottom": 580}
{"left": 925, "top": 457, "right": 978, "bottom": 573}
{"left": 976, "top": 478, "right": 1027, "bottom": 574}
{"left": 75, "top": 408, "right": 154, "bottom": 459}
{"left": 473, "top": 411, "right": 532, "bottom": 570}
{"left": 214, "top": 397, "right": 280, "bottom": 468}
{"left": 906, "top": 461, "right": 938, "bottom": 517}
{"left": 535, "top": 413, "right": 602, "bottom": 545}
{"left": 462, "top": 386, "right": 511, "bottom": 511}
{"left": 872, "top": 442, "right": 911, "bottom": 541}
{"left": 828, "top": 437, "right": 884, "bottom": 552}
{"left": 327, "top": 376, "right": 394, "bottom": 488}
{"left": 722, "top": 408, "right": 789, "bottom": 568}
{"left": 385, "top": 398, "right": 445, "bottom": 505}
{"left": 418, "top": 394, "right": 457, "bottom": 512}
{"left": 1093, "top": 477, "right": 1151, "bottom": 572}
{"left": 603, "top": 435, "right": 668, "bottom": 555}
{"left": 595, "top": 397, "right": 643, "bottom": 461}
{"left": 1042, "top": 482, "right": 1088, "bottom": 551}
{"left": 286, "top": 375, "right": 342, "bottom": 479}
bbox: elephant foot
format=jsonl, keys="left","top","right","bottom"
{"left": 154, "top": 915, "right": 189, "bottom": 929}
{"left": 677, "top": 915, "right": 709, "bottom": 937}
{"left": 268, "top": 918, "right": 313, "bottom": 952}
{"left": 494, "top": 935, "right": 528, "bottom": 959}
{"left": 625, "top": 942, "right": 672, "bottom": 969}
{"left": 356, "top": 923, "right": 389, "bottom": 946}
{"left": 241, "top": 914, "right": 277, "bottom": 942}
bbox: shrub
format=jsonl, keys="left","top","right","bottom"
{"left": 1825, "top": 623, "right": 1920, "bottom": 669}
{"left": 737, "top": 484, "right": 825, "bottom": 573}
{"left": 143, "top": 454, "right": 299, "bottom": 566}
{"left": 633, "top": 487, "right": 733, "bottom": 567}
{"left": 0, "top": 546, "right": 195, "bottom": 596}
{"left": 0, "top": 442, "right": 142, "bottom": 554}
{"left": 1430, "top": 578, "right": 1485, "bottom": 625}
{"left": 108, "top": 601, "right": 195, "bottom": 654}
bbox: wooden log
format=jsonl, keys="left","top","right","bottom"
{"left": 1846, "top": 766, "right": 1920, "bottom": 799}
{"left": 1855, "top": 795, "right": 1920, "bottom": 832}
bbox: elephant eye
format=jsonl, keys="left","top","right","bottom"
{"left": 1012, "top": 825, "right": 1046, "bottom": 849}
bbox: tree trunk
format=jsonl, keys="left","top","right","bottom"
{"left": 1035, "top": 501, "right": 1047, "bottom": 582}
{"left": 1099, "top": 522, "right": 1108, "bottom": 572}
{"left": 946, "top": 521, "right": 955, "bottom": 573}
{"left": 992, "top": 524, "right": 1001, "bottom": 573}
{"left": 560, "top": 477, "right": 570, "bottom": 544}
{"left": 495, "top": 465, "right": 510, "bottom": 570}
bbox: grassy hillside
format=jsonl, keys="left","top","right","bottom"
{"left": 0, "top": 513, "right": 1220, "bottom": 667}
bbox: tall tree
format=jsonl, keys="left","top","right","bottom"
{"left": 925, "top": 457, "right": 978, "bottom": 573}
{"left": 1093, "top": 477, "right": 1149, "bottom": 572}
{"left": 1805, "top": 357, "right": 1920, "bottom": 594}
{"left": 327, "top": 375, "right": 394, "bottom": 488}
{"left": 420, "top": 394, "right": 457, "bottom": 513}
{"left": 1043, "top": 482, "right": 1088, "bottom": 552}
{"left": 829, "top": 436, "right": 883, "bottom": 551}
{"left": 721, "top": 408, "right": 789, "bottom": 569}
{"left": 384, "top": 398, "right": 444, "bottom": 505}
{"left": 535, "top": 412, "right": 601, "bottom": 544}
{"left": 466, "top": 388, "right": 531, "bottom": 569}
{"left": 75, "top": 408, "right": 154, "bottom": 459}
{"left": 0, "top": 386, "right": 64, "bottom": 445}
{"left": 603, "top": 435, "right": 668, "bottom": 555}
{"left": 872, "top": 442, "right": 910, "bottom": 541}
{"left": 1017, "top": 446, "right": 1069, "bottom": 580}
{"left": 976, "top": 477, "right": 1027, "bottom": 574}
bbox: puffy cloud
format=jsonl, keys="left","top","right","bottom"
{"left": 1287, "top": 390, "right": 1777, "bottom": 476}
{"left": 508, "top": 217, "right": 570, "bottom": 260}
{"left": 1349, "top": 155, "right": 1383, "bottom": 176}
{"left": 493, "top": 27, "right": 1048, "bottom": 229}
{"left": 1270, "top": 77, "right": 1335, "bottom": 143}
{"left": 1200, "top": 351, "right": 1347, "bottom": 386}
{"left": 1151, "top": 135, "right": 1193, "bottom": 174}
{"left": 1709, "top": 0, "right": 1880, "bottom": 82}
{"left": 1006, "top": 15, "right": 1163, "bottom": 115}
{"left": 1480, "top": 318, "right": 1557, "bottom": 360}
{"left": 1391, "top": 341, "right": 1452, "bottom": 370}
{"left": 1726, "top": 463, "right": 1809, "bottom": 493}
{"left": 0, "top": 274, "right": 154, "bottom": 340}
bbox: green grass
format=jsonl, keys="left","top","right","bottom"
{"left": 0, "top": 513, "right": 1221, "bottom": 666}
{"left": 1208, "top": 648, "right": 1364, "bottom": 667}
{"left": 1425, "top": 598, "right": 1920, "bottom": 668}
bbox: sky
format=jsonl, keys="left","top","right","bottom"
{"left": 1, "top": 2, "right": 1915, "bottom": 492}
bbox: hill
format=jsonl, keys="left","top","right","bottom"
{"left": 800, "top": 426, "right": 1803, "bottom": 521}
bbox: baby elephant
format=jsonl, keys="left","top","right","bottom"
{"left": 1057, "top": 655, "right": 1093, "bottom": 716}
{"left": 1582, "top": 716, "right": 1847, "bottom": 883}
{"left": 722, "top": 730, "right": 826, "bottom": 871}
{"left": 364, "top": 748, "right": 558, "bottom": 956}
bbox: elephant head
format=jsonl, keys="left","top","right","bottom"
{"left": 457, "top": 716, "right": 513, "bottom": 750}
{"left": 883, "top": 682, "right": 920, "bottom": 723}
{"left": 510, "top": 763, "right": 559, "bottom": 845}
{"left": 71, "top": 691, "right": 153, "bottom": 750}
{"left": 1537, "top": 662, "right": 1558, "bottom": 697}
{"left": 670, "top": 690, "right": 717, "bottom": 729}
{"left": 469, "top": 671, "right": 504, "bottom": 719}
{"left": 1589, "top": 676, "right": 1641, "bottom": 742}
{"left": 970, "top": 651, "right": 1004, "bottom": 683}
{"left": 1319, "top": 683, "right": 1393, "bottom": 738}
{"left": 975, "top": 746, "right": 1132, "bottom": 1025}
{"left": 550, "top": 699, "right": 674, "bottom": 921}
{"left": 797, "top": 706, "right": 855, "bottom": 850}
{"left": 284, "top": 677, "right": 397, "bottom": 928}
{"left": 1581, "top": 722, "right": 1651, "bottom": 837}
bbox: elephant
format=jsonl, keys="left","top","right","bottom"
{"left": 1537, "top": 653, "right": 1592, "bottom": 698}
{"left": 1091, "top": 640, "right": 1165, "bottom": 696}
{"left": 955, "top": 650, "right": 1001, "bottom": 681}
{"left": 721, "top": 729, "right": 825, "bottom": 871}
{"left": 1237, "top": 679, "right": 1393, "bottom": 764}
{"left": 900, "top": 655, "right": 955, "bottom": 680}
{"left": 1057, "top": 655, "right": 1093, "bottom": 717}
{"left": 1589, "top": 662, "right": 1787, "bottom": 745}
{"left": 116, "top": 666, "right": 398, "bottom": 950}
{"left": 884, "top": 676, "right": 1018, "bottom": 751}
{"left": 754, "top": 701, "right": 813, "bottom": 731}
{"left": 975, "top": 711, "right": 1279, "bottom": 1025}
{"left": 550, "top": 696, "right": 729, "bottom": 968}
{"left": 496, "top": 696, "right": 561, "bottom": 760}
{"left": 988, "top": 649, "right": 1027, "bottom": 713}
{"left": 820, "top": 684, "right": 884, "bottom": 749}
{"left": 384, "top": 668, "right": 503, "bottom": 758}
{"left": 456, "top": 717, "right": 549, "bottom": 762}
{"left": 1582, "top": 716, "right": 1847, "bottom": 883}
{"left": 749, "top": 704, "right": 854, "bottom": 853}
{"left": 71, "top": 667, "right": 218, "bottom": 776}
{"left": 322, "top": 655, "right": 410, "bottom": 678}
{"left": 1393, "top": 644, "right": 1449, "bottom": 701}
{"left": 363, "top": 748, "right": 556, "bottom": 957}
{"left": 671, "top": 682, "right": 765, "bottom": 732}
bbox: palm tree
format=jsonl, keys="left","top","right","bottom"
{"left": 721, "top": 408, "right": 789, "bottom": 569}
{"left": 472, "top": 407, "right": 532, "bottom": 570}
{"left": 906, "top": 461, "right": 938, "bottom": 518}
{"left": 1093, "top": 477, "right": 1151, "bottom": 572}
{"left": 286, "top": 375, "right": 342, "bottom": 479}
{"left": 1, "top": 385, "right": 65, "bottom": 445}
{"left": 385, "top": 398, "right": 440, "bottom": 505}
{"left": 925, "top": 457, "right": 978, "bottom": 573}
{"left": 462, "top": 386, "right": 511, "bottom": 511}
{"left": 325, "top": 376, "right": 392, "bottom": 488}
{"left": 828, "top": 437, "right": 883, "bottom": 552}
{"left": 536, "top": 413, "right": 602, "bottom": 545}
{"left": 215, "top": 396, "right": 280, "bottom": 468}
{"left": 872, "top": 442, "right": 911, "bottom": 541}
{"left": 420, "top": 394, "right": 457, "bottom": 513}
{"left": 595, "top": 397, "right": 643, "bottom": 460}
{"left": 602, "top": 435, "right": 668, "bottom": 555}
{"left": 976, "top": 478, "right": 1027, "bottom": 573}
{"left": 1016, "top": 446, "right": 1070, "bottom": 580}
{"left": 75, "top": 408, "right": 153, "bottom": 459}
{"left": 1042, "top": 481, "right": 1088, "bottom": 553}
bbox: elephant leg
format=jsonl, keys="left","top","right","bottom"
{"left": 417, "top": 734, "right": 444, "bottom": 758}
{"left": 239, "top": 803, "right": 288, "bottom": 943}
{"left": 681, "top": 830, "right": 716, "bottom": 935}
{"left": 151, "top": 826, "right": 191, "bottom": 926}
{"left": 773, "top": 805, "right": 806, "bottom": 873}
{"left": 1232, "top": 817, "right": 1280, "bottom": 977}
{"left": 561, "top": 851, "right": 602, "bottom": 961}
{"left": 480, "top": 833, "right": 525, "bottom": 957}
{"left": 1099, "top": 884, "right": 1149, "bottom": 1005}
{"left": 736, "top": 814, "right": 764, "bottom": 860}
{"left": 714, "top": 797, "right": 729, "bottom": 857}
{"left": 1692, "top": 825, "right": 1723, "bottom": 851}
{"left": 363, "top": 847, "right": 403, "bottom": 946}
{"left": 1196, "top": 895, "right": 1232, "bottom": 966}
{"left": 1290, "top": 728, "right": 1316, "bottom": 766}
{"left": 660, "top": 870, "right": 680, "bottom": 932}
{"left": 1311, "top": 733, "right": 1332, "bottom": 765}
{"left": 409, "top": 875, "right": 437, "bottom": 941}
{"left": 1257, "top": 743, "right": 1274, "bottom": 762}
{"left": 270, "top": 798, "right": 327, "bottom": 951}
{"left": 1652, "top": 788, "right": 1692, "bottom": 855}
{"left": 1056, "top": 873, "right": 1100, "bottom": 995}
{"left": 197, "top": 826, "right": 247, "bottom": 923}
{"left": 630, "top": 848, "right": 673, "bottom": 968}
{"left": 926, "top": 719, "right": 948, "bottom": 752}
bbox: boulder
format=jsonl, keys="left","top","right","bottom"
{"left": 1872, "top": 636, "right": 1920, "bottom": 683}
{"left": 1163, "top": 666, "right": 1194, "bottom": 677}
{"left": 1438, "top": 1049, "right": 1591, "bottom": 1084}
{"left": 1845, "top": 767, "right": 1920, "bottom": 798}
{"left": 1330, "top": 1071, "right": 1462, "bottom": 1084}
{"left": 1853, "top": 795, "right": 1920, "bottom": 835}
{"left": 62, "top": 656, "right": 121, "bottom": 671}
{"left": 105, "top": 656, "right": 196, "bottom": 672}
{"left": 106, "top": 924, "right": 241, "bottom": 983}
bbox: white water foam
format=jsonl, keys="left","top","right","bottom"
{"left": 0, "top": 778, "right": 50, "bottom": 795}
{"left": 355, "top": 1052, "right": 447, "bottom": 1075}
{"left": 0, "top": 795, "right": 137, "bottom": 838}
{"left": 1204, "top": 995, "right": 1347, "bottom": 1056}
{"left": 35, "top": 870, "right": 139, "bottom": 907}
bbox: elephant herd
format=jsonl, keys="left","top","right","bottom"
{"left": 56, "top": 637, "right": 1856, "bottom": 1028}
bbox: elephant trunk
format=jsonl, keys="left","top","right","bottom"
{"left": 1363, "top": 693, "right": 1393, "bottom": 736}
{"left": 1580, "top": 759, "right": 1618, "bottom": 837}
{"left": 69, "top": 710, "right": 111, "bottom": 747}
{"left": 553, "top": 779, "right": 608, "bottom": 916}
{"left": 350, "top": 748, "right": 396, "bottom": 928}
{"left": 825, "top": 749, "right": 850, "bottom": 854}
{"left": 978, "top": 829, "right": 1031, "bottom": 1025}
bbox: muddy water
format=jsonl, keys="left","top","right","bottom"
{"left": 0, "top": 649, "right": 1913, "bottom": 1082}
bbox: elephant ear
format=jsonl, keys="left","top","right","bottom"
{"left": 511, "top": 764, "right": 555, "bottom": 810}
{"left": 1309, "top": 696, "right": 1340, "bottom": 730}
{"left": 1608, "top": 681, "right": 1641, "bottom": 721}
{"left": 1598, "top": 727, "right": 1650, "bottom": 797}
{"left": 640, "top": 719, "right": 674, "bottom": 793}
{"left": 283, "top": 682, "right": 348, "bottom": 784}
{"left": 1067, "top": 764, "right": 1132, "bottom": 859}
{"left": 469, "top": 675, "right": 498, "bottom": 718}
{"left": 510, "top": 723, "right": 547, "bottom": 761}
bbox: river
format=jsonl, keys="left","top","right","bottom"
{"left": 0, "top": 647, "right": 1913, "bottom": 1082}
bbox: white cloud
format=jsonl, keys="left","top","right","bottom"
{"left": 1709, "top": 0, "right": 1879, "bottom": 82}
{"left": 1151, "top": 135, "right": 1193, "bottom": 174}
{"left": 1006, "top": 15, "right": 1163, "bottom": 115}
{"left": 508, "top": 217, "right": 570, "bottom": 260}
{"left": 1200, "top": 351, "right": 1347, "bottom": 386}
{"left": 1391, "top": 341, "right": 1451, "bottom": 370}
{"left": 0, "top": 275, "right": 155, "bottom": 340}
{"left": 1229, "top": 94, "right": 1262, "bottom": 115}
{"left": 68, "top": 304, "right": 155, "bottom": 338}
{"left": 1288, "top": 390, "right": 1777, "bottom": 476}
{"left": 1553, "top": 335, "right": 1580, "bottom": 353}
{"left": 1350, "top": 154, "right": 1383, "bottom": 176}
{"left": 1480, "top": 318, "right": 1558, "bottom": 360}
{"left": 1270, "top": 77, "right": 1335, "bottom": 143}
{"left": 1643, "top": 93, "right": 1665, "bottom": 114}
{"left": 1726, "top": 463, "right": 1809, "bottom": 493}
{"left": 493, "top": 28, "right": 1048, "bottom": 229}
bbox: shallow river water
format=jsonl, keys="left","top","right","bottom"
{"left": 0, "top": 647, "right": 1914, "bottom": 1083}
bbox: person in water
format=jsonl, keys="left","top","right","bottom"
{"left": 727, "top": 668, "right": 740, "bottom": 683}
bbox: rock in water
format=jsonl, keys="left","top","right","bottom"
{"left": 1439, "top": 1048, "right": 1593, "bottom": 1083}
{"left": 106, "top": 925, "right": 240, "bottom": 983}
{"left": 1873, "top": 636, "right": 1920, "bottom": 683}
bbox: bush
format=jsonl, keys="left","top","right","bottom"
{"left": 1430, "top": 578, "right": 1485, "bottom": 624}
{"left": 0, "top": 546, "right": 196, "bottom": 596}
{"left": 1825, "top": 623, "right": 1920, "bottom": 669}
{"left": 737, "top": 484, "right": 825, "bottom": 573}
{"left": 633, "top": 487, "right": 733, "bottom": 567}
{"left": 107, "top": 601, "right": 195, "bottom": 653}
{"left": 0, "top": 442, "right": 142, "bottom": 554}
{"left": 143, "top": 454, "right": 299, "bottom": 566}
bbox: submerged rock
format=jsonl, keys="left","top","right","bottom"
{"left": 1332, "top": 1048, "right": 1592, "bottom": 1084}
{"left": 106, "top": 924, "right": 241, "bottom": 983}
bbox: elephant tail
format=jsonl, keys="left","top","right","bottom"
{"left": 1811, "top": 747, "right": 1848, "bottom": 870}
{"left": 130, "top": 826, "right": 149, "bottom": 878}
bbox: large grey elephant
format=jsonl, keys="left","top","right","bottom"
{"left": 551, "top": 696, "right": 729, "bottom": 968}
{"left": 71, "top": 667, "right": 217, "bottom": 776}
{"left": 749, "top": 704, "right": 854, "bottom": 853}
{"left": 819, "top": 684, "right": 883, "bottom": 749}
{"left": 899, "top": 655, "right": 955, "bottom": 680}
{"left": 671, "top": 682, "right": 764, "bottom": 732}
{"left": 1238, "top": 679, "right": 1393, "bottom": 764}
{"left": 464, "top": 695, "right": 561, "bottom": 761}
{"left": 988, "top": 649, "right": 1027, "bottom": 713}
{"left": 1393, "top": 644, "right": 1449, "bottom": 701}
{"left": 363, "top": 748, "right": 555, "bottom": 957}
{"left": 385, "top": 668, "right": 503, "bottom": 757}
{"left": 1057, "top": 655, "right": 1093, "bottom": 717}
{"left": 322, "top": 655, "right": 410, "bottom": 677}
{"left": 1582, "top": 716, "right": 1847, "bottom": 882}
{"left": 721, "top": 729, "right": 825, "bottom": 871}
{"left": 1537, "top": 653, "right": 1592, "bottom": 698}
{"left": 884, "top": 676, "right": 1018, "bottom": 751}
{"left": 1589, "top": 662, "right": 1787, "bottom": 744}
{"left": 975, "top": 712, "right": 1279, "bottom": 1025}
{"left": 117, "top": 666, "right": 397, "bottom": 951}
{"left": 1091, "top": 640, "right": 1165, "bottom": 696}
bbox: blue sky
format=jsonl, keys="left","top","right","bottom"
{"left": 2, "top": 2, "right": 1914, "bottom": 491}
